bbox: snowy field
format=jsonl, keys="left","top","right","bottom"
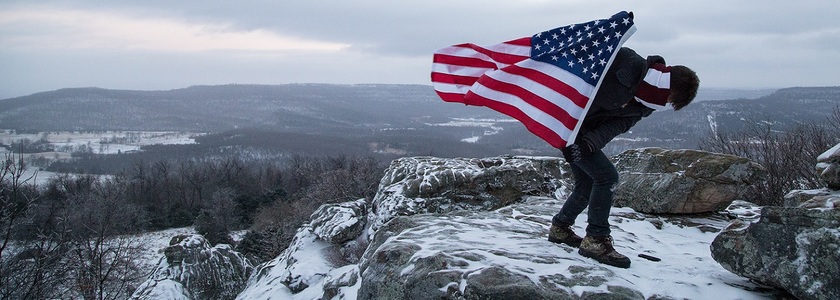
{"left": 0, "top": 130, "right": 202, "bottom": 186}
{"left": 0, "top": 130, "right": 201, "bottom": 155}
{"left": 424, "top": 118, "right": 517, "bottom": 143}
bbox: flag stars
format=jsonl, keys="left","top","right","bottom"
{"left": 529, "top": 13, "right": 633, "bottom": 85}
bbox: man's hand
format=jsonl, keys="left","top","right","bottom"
{"left": 561, "top": 141, "right": 594, "bottom": 162}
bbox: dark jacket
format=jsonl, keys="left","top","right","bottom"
{"left": 577, "top": 47, "right": 661, "bottom": 150}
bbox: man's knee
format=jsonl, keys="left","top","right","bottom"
{"left": 593, "top": 168, "right": 618, "bottom": 186}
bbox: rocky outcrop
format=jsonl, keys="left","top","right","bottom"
{"left": 784, "top": 188, "right": 840, "bottom": 208}
{"left": 612, "top": 148, "right": 766, "bottom": 214}
{"left": 711, "top": 207, "right": 840, "bottom": 300}
{"left": 237, "top": 155, "right": 780, "bottom": 299}
{"left": 817, "top": 142, "right": 840, "bottom": 189}
{"left": 236, "top": 199, "right": 370, "bottom": 299}
{"left": 712, "top": 143, "right": 840, "bottom": 300}
{"left": 358, "top": 198, "right": 611, "bottom": 300}
{"left": 131, "top": 234, "right": 255, "bottom": 300}
{"left": 368, "top": 156, "right": 568, "bottom": 233}
{"left": 310, "top": 199, "right": 368, "bottom": 245}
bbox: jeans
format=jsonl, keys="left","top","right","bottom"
{"left": 552, "top": 149, "right": 619, "bottom": 237}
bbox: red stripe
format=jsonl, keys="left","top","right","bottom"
{"left": 431, "top": 72, "right": 479, "bottom": 86}
{"left": 435, "top": 91, "right": 467, "bottom": 103}
{"left": 505, "top": 37, "right": 532, "bottom": 46}
{"left": 473, "top": 75, "right": 579, "bottom": 131}
{"left": 455, "top": 43, "right": 529, "bottom": 65}
{"left": 635, "top": 82, "right": 669, "bottom": 106}
{"left": 464, "top": 91, "right": 567, "bottom": 148}
{"left": 432, "top": 53, "right": 497, "bottom": 69}
{"left": 503, "top": 64, "right": 589, "bottom": 108}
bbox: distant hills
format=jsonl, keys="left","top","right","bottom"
{"left": 1, "top": 84, "right": 837, "bottom": 158}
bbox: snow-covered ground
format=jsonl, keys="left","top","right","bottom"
{"left": 238, "top": 197, "right": 777, "bottom": 299}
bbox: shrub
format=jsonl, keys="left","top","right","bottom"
{"left": 699, "top": 108, "right": 840, "bottom": 206}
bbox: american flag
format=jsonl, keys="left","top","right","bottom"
{"left": 431, "top": 11, "right": 636, "bottom": 148}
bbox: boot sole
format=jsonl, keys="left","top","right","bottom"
{"left": 548, "top": 236, "right": 582, "bottom": 248}
{"left": 578, "top": 249, "right": 631, "bottom": 268}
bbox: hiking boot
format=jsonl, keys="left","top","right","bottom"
{"left": 578, "top": 235, "right": 631, "bottom": 268}
{"left": 547, "top": 224, "right": 583, "bottom": 247}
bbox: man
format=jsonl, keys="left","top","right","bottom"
{"left": 547, "top": 47, "right": 699, "bottom": 268}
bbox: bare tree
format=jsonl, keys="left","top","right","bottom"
{"left": 0, "top": 151, "right": 70, "bottom": 299}
{"left": 63, "top": 176, "right": 145, "bottom": 300}
{"left": 700, "top": 110, "right": 840, "bottom": 206}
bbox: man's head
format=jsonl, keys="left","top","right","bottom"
{"left": 668, "top": 65, "right": 699, "bottom": 111}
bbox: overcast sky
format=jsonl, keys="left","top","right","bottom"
{"left": 1, "top": 0, "right": 838, "bottom": 99}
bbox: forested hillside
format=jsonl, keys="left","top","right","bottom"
{"left": 1, "top": 84, "right": 838, "bottom": 161}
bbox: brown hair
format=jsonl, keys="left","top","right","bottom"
{"left": 669, "top": 65, "right": 699, "bottom": 111}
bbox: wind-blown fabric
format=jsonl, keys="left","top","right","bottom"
{"left": 431, "top": 11, "right": 636, "bottom": 148}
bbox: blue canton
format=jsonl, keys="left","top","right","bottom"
{"left": 530, "top": 11, "right": 634, "bottom": 86}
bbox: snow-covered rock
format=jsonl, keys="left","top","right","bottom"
{"left": 368, "top": 156, "right": 568, "bottom": 234}
{"left": 131, "top": 234, "right": 254, "bottom": 300}
{"left": 784, "top": 188, "right": 840, "bottom": 208}
{"left": 785, "top": 143, "right": 840, "bottom": 208}
{"left": 612, "top": 148, "right": 766, "bottom": 214}
{"left": 236, "top": 155, "right": 786, "bottom": 299}
{"left": 357, "top": 197, "right": 772, "bottom": 299}
{"left": 237, "top": 226, "right": 336, "bottom": 299}
{"left": 817, "top": 142, "right": 840, "bottom": 190}
{"left": 713, "top": 144, "right": 840, "bottom": 299}
{"left": 311, "top": 199, "right": 368, "bottom": 245}
{"left": 711, "top": 206, "right": 840, "bottom": 300}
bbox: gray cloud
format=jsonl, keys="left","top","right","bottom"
{"left": 1, "top": 0, "right": 839, "bottom": 99}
